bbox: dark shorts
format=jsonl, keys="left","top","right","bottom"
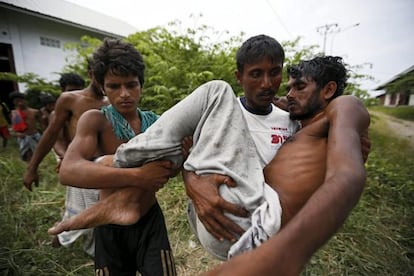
{"left": 94, "top": 202, "right": 176, "bottom": 276}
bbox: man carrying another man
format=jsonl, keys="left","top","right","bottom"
{"left": 50, "top": 35, "right": 370, "bottom": 274}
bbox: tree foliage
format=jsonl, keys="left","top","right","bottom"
{"left": 2, "top": 19, "right": 376, "bottom": 112}
{"left": 125, "top": 22, "right": 242, "bottom": 113}
{"left": 384, "top": 70, "right": 414, "bottom": 94}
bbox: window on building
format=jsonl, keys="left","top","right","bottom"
{"left": 40, "top": 37, "right": 61, "bottom": 48}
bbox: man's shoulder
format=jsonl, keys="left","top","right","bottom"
{"left": 78, "top": 109, "right": 107, "bottom": 130}
{"left": 327, "top": 95, "right": 367, "bottom": 118}
{"left": 55, "top": 90, "right": 81, "bottom": 106}
{"left": 82, "top": 108, "right": 106, "bottom": 120}
{"left": 329, "top": 95, "right": 363, "bottom": 108}
{"left": 326, "top": 96, "right": 369, "bottom": 129}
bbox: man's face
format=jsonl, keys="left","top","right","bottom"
{"left": 286, "top": 76, "right": 324, "bottom": 121}
{"left": 45, "top": 102, "right": 55, "bottom": 112}
{"left": 13, "top": 98, "right": 26, "bottom": 109}
{"left": 236, "top": 58, "right": 283, "bottom": 113}
{"left": 103, "top": 72, "right": 141, "bottom": 115}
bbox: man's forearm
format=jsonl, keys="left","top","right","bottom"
{"left": 274, "top": 171, "right": 365, "bottom": 270}
{"left": 59, "top": 160, "right": 137, "bottom": 189}
{"left": 27, "top": 130, "right": 59, "bottom": 170}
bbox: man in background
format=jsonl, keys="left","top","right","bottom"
{"left": 10, "top": 92, "right": 41, "bottom": 162}
{"left": 23, "top": 71, "right": 107, "bottom": 257}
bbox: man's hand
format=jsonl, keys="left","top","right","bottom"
{"left": 181, "top": 136, "right": 193, "bottom": 160}
{"left": 360, "top": 130, "right": 371, "bottom": 163}
{"left": 23, "top": 168, "right": 39, "bottom": 192}
{"left": 273, "top": 96, "right": 288, "bottom": 111}
{"left": 183, "top": 171, "right": 248, "bottom": 242}
{"left": 137, "top": 160, "right": 174, "bottom": 192}
{"left": 95, "top": 154, "right": 114, "bottom": 167}
{"left": 55, "top": 157, "right": 63, "bottom": 173}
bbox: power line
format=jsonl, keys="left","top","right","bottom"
{"left": 316, "top": 23, "right": 339, "bottom": 55}
{"left": 266, "top": 0, "right": 293, "bottom": 38}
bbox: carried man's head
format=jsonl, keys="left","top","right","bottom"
{"left": 286, "top": 56, "right": 348, "bottom": 121}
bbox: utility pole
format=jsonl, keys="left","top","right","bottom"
{"left": 329, "top": 23, "right": 360, "bottom": 54}
{"left": 316, "top": 23, "right": 339, "bottom": 55}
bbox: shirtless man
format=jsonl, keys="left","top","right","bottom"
{"left": 23, "top": 72, "right": 99, "bottom": 191}
{"left": 56, "top": 38, "right": 176, "bottom": 275}
{"left": 23, "top": 69, "right": 106, "bottom": 256}
{"left": 10, "top": 92, "right": 41, "bottom": 162}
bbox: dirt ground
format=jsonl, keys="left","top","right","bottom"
{"left": 370, "top": 111, "right": 414, "bottom": 148}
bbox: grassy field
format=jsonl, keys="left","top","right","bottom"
{"left": 369, "top": 105, "right": 414, "bottom": 121}
{"left": 0, "top": 107, "right": 413, "bottom": 275}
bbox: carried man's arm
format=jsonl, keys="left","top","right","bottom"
{"left": 205, "top": 96, "right": 370, "bottom": 275}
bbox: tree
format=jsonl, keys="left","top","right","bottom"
{"left": 2, "top": 19, "right": 375, "bottom": 113}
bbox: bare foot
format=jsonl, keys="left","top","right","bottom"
{"left": 48, "top": 188, "right": 155, "bottom": 235}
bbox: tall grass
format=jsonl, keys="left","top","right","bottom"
{"left": 0, "top": 108, "right": 413, "bottom": 275}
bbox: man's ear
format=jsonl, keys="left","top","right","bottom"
{"left": 235, "top": 70, "right": 241, "bottom": 85}
{"left": 323, "top": 81, "right": 337, "bottom": 100}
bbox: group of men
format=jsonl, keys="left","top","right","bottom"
{"left": 23, "top": 34, "right": 370, "bottom": 275}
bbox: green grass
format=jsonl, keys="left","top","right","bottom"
{"left": 0, "top": 109, "right": 413, "bottom": 275}
{"left": 369, "top": 105, "right": 414, "bottom": 121}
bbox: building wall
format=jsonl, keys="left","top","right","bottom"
{"left": 0, "top": 7, "right": 108, "bottom": 91}
{"left": 408, "top": 94, "right": 414, "bottom": 106}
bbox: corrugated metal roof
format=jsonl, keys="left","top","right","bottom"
{"left": 0, "top": 0, "right": 138, "bottom": 37}
{"left": 375, "top": 65, "right": 414, "bottom": 90}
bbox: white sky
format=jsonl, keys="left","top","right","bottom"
{"left": 66, "top": 0, "right": 414, "bottom": 94}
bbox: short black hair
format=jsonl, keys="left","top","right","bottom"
{"left": 91, "top": 38, "right": 145, "bottom": 87}
{"left": 287, "top": 56, "right": 348, "bottom": 98}
{"left": 9, "top": 91, "right": 25, "bottom": 100}
{"left": 59, "top": 73, "right": 85, "bottom": 91}
{"left": 40, "top": 93, "right": 56, "bottom": 105}
{"left": 236, "top": 34, "right": 285, "bottom": 73}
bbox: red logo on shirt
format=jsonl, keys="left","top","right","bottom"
{"left": 271, "top": 134, "right": 288, "bottom": 144}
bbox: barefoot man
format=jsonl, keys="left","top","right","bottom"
{"left": 53, "top": 38, "right": 177, "bottom": 275}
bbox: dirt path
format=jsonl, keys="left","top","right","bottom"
{"left": 370, "top": 110, "right": 414, "bottom": 148}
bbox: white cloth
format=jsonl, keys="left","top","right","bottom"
{"left": 114, "top": 80, "right": 283, "bottom": 260}
{"left": 57, "top": 186, "right": 99, "bottom": 257}
{"left": 17, "top": 132, "right": 41, "bottom": 160}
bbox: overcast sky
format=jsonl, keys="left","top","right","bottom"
{"left": 66, "top": 0, "right": 414, "bottom": 95}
